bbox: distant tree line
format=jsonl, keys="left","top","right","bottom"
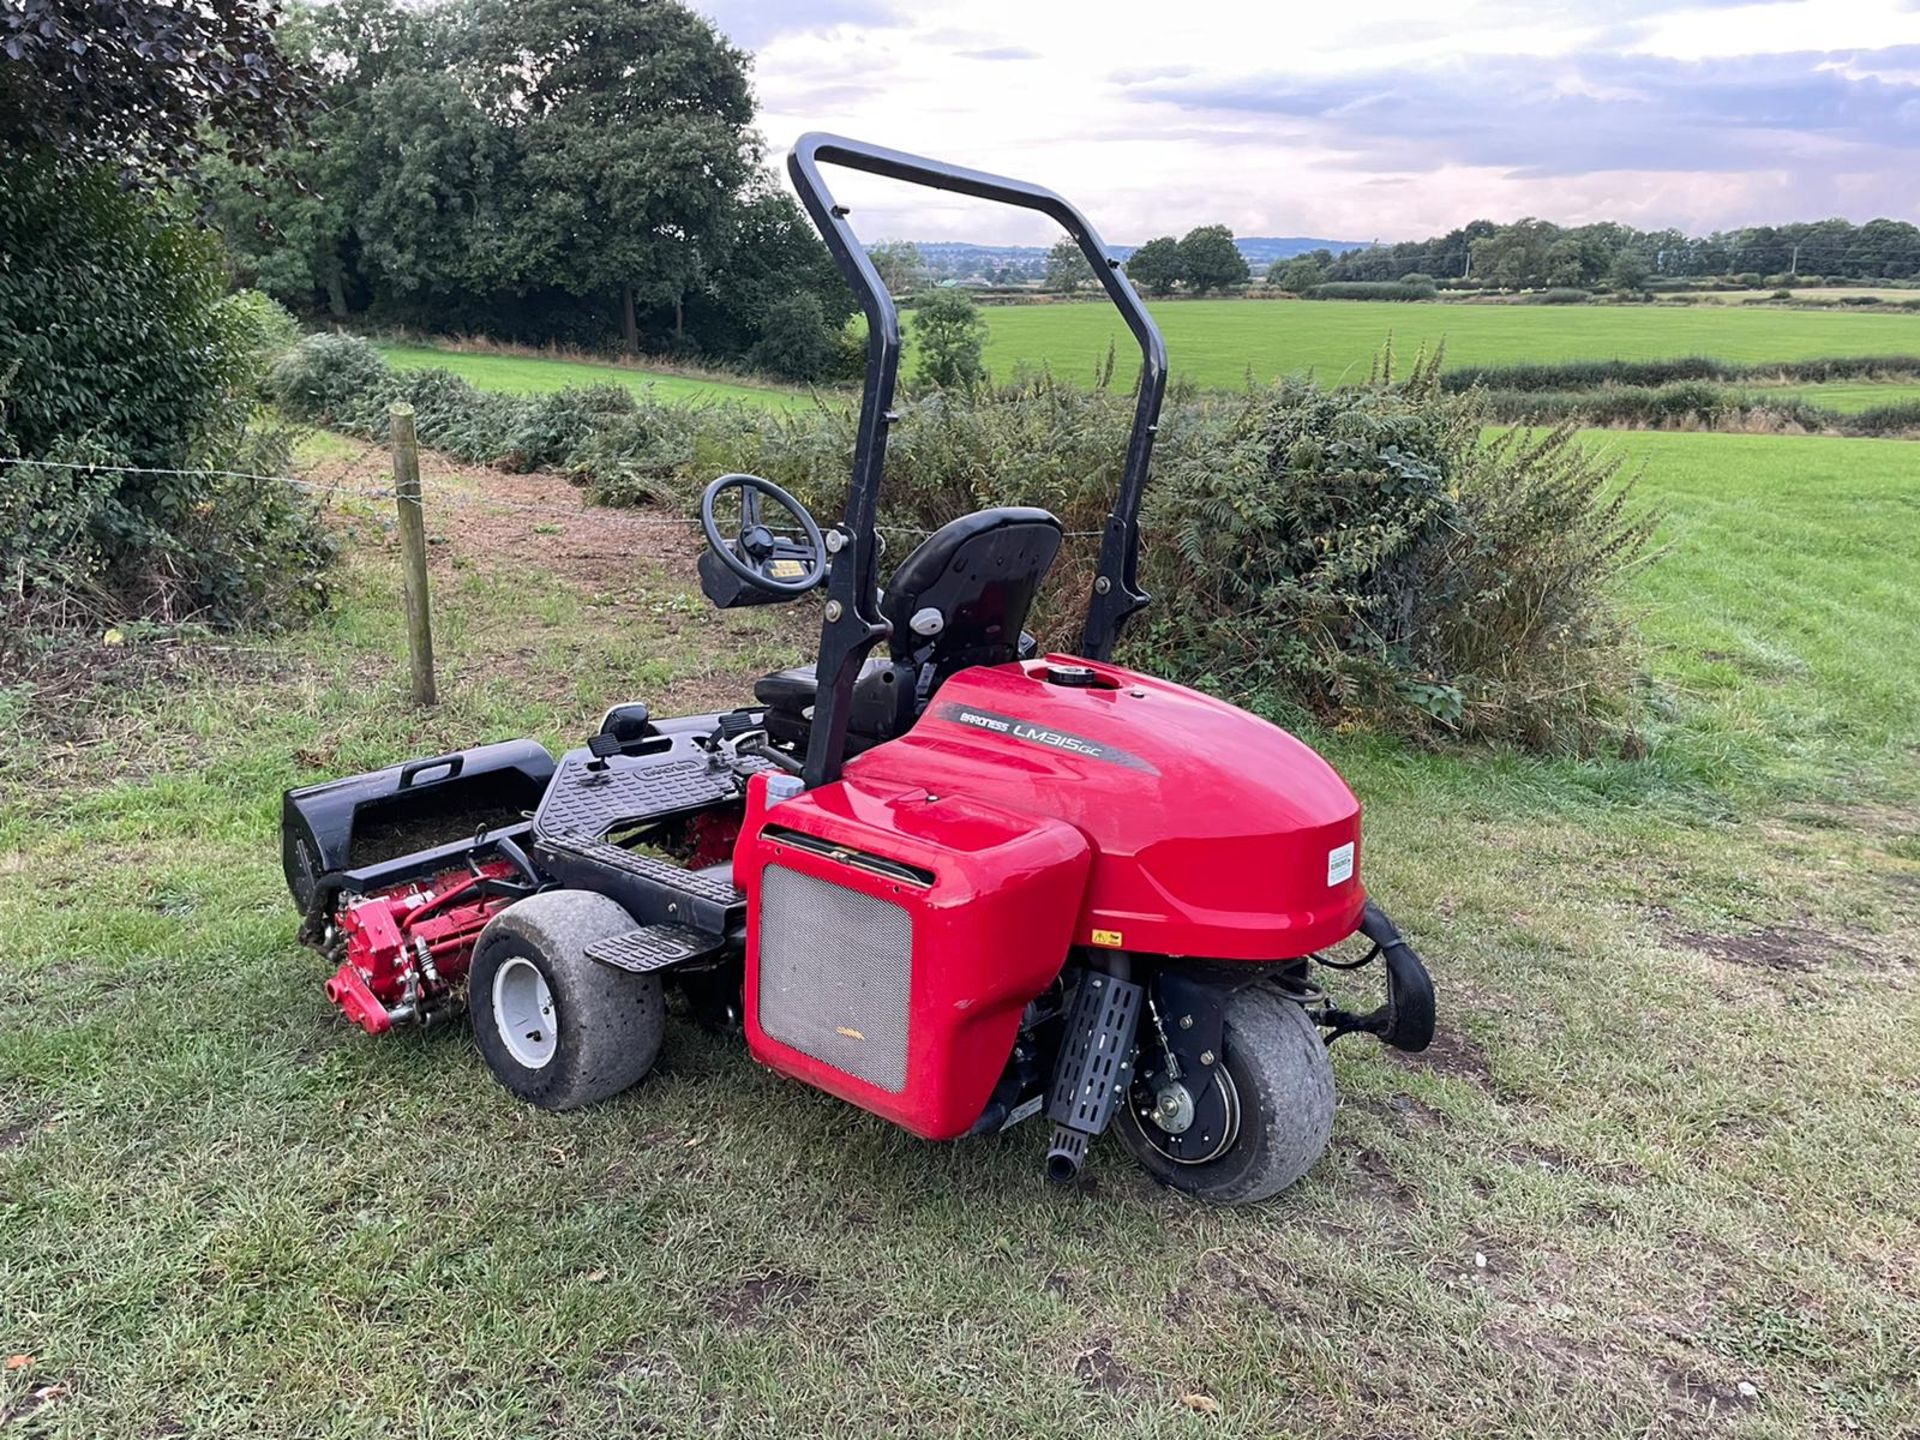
{"left": 204, "top": 0, "right": 857, "bottom": 375}
{"left": 1036, "top": 228, "right": 1251, "bottom": 297}
{"left": 1286, "top": 216, "right": 1920, "bottom": 291}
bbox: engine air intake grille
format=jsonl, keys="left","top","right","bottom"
{"left": 758, "top": 863, "right": 914, "bottom": 1092}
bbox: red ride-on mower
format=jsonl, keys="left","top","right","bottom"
{"left": 281, "top": 135, "right": 1435, "bottom": 1205}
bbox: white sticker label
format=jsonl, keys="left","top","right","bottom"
{"left": 1327, "top": 841, "right": 1355, "bottom": 887}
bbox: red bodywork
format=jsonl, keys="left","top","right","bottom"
{"left": 325, "top": 862, "right": 519, "bottom": 1034}
{"left": 736, "top": 656, "right": 1365, "bottom": 1138}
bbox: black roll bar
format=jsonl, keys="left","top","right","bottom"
{"left": 785, "top": 132, "right": 1169, "bottom": 788}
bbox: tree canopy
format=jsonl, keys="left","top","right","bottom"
{"left": 1177, "top": 225, "right": 1250, "bottom": 294}
{"left": 1328, "top": 214, "right": 1920, "bottom": 288}
{"left": 204, "top": 0, "right": 855, "bottom": 362}
{"left": 0, "top": 0, "right": 316, "bottom": 180}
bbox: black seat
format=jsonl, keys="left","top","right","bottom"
{"left": 876, "top": 506, "right": 1062, "bottom": 672}
{"left": 752, "top": 506, "right": 1063, "bottom": 724}
{"left": 752, "top": 658, "right": 885, "bottom": 711}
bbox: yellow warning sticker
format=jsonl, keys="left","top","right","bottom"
{"left": 1090, "top": 929, "right": 1124, "bottom": 948}
{"left": 768, "top": 559, "right": 806, "bottom": 579}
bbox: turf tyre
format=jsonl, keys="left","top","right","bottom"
{"left": 1115, "top": 983, "right": 1334, "bottom": 1205}
{"left": 468, "top": 890, "right": 664, "bottom": 1110}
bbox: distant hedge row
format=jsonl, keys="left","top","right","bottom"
{"left": 1476, "top": 383, "right": 1920, "bottom": 435}
{"left": 273, "top": 333, "right": 1654, "bottom": 754}
{"left": 1442, "top": 354, "right": 1920, "bottom": 393}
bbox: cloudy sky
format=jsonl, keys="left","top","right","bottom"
{"left": 695, "top": 0, "right": 1920, "bottom": 245}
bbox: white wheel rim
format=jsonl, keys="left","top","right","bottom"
{"left": 493, "top": 956, "right": 558, "bottom": 1070}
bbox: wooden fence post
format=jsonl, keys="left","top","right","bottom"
{"left": 389, "top": 403, "right": 436, "bottom": 707}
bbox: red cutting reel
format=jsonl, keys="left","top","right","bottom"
{"left": 323, "top": 861, "right": 523, "bottom": 1035}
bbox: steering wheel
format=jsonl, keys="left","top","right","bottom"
{"left": 699, "top": 473, "right": 828, "bottom": 596}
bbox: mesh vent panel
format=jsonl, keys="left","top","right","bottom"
{"left": 758, "top": 863, "right": 914, "bottom": 1092}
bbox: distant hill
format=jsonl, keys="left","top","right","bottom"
{"left": 896, "top": 236, "right": 1368, "bottom": 282}
{"left": 1234, "top": 236, "right": 1370, "bottom": 266}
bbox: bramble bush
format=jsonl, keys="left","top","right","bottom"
{"left": 1140, "top": 359, "right": 1653, "bottom": 749}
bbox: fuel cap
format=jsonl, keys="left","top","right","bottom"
{"left": 1045, "top": 664, "right": 1099, "bottom": 687}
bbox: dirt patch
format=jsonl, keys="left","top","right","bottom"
{"left": 1389, "top": 1023, "right": 1493, "bottom": 1084}
{"left": 1677, "top": 924, "right": 1880, "bottom": 973}
{"left": 710, "top": 1270, "right": 816, "bottom": 1328}
{"left": 1499, "top": 1141, "right": 1647, "bottom": 1188}
{"left": 1350, "top": 1146, "right": 1423, "bottom": 1208}
{"left": 1489, "top": 1319, "right": 1760, "bottom": 1426}
{"left": 0, "top": 1121, "right": 35, "bottom": 1152}
{"left": 1072, "top": 1338, "right": 1141, "bottom": 1396}
{"left": 1657, "top": 1364, "right": 1761, "bottom": 1421}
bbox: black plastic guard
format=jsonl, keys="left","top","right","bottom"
{"left": 1357, "top": 900, "right": 1437, "bottom": 1052}
{"left": 281, "top": 738, "right": 555, "bottom": 921}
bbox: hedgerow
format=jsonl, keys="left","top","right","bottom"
{"left": 272, "top": 335, "right": 1656, "bottom": 752}
{"left": 1, "top": 155, "right": 330, "bottom": 628}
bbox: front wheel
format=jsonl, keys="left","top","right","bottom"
{"left": 1115, "top": 984, "right": 1334, "bottom": 1205}
{"left": 468, "top": 890, "right": 665, "bottom": 1110}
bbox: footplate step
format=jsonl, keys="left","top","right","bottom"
{"left": 585, "top": 924, "right": 724, "bottom": 974}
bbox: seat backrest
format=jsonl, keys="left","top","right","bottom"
{"left": 879, "top": 507, "right": 1063, "bottom": 672}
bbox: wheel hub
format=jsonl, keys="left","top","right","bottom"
{"left": 1152, "top": 1083, "right": 1196, "bottom": 1134}
{"left": 493, "top": 956, "right": 558, "bottom": 1070}
{"left": 1133, "top": 1065, "right": 1240, "bottom": 1165}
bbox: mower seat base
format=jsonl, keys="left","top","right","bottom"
{"left": 753, "top": 658, "right": 884, "bottom": 711}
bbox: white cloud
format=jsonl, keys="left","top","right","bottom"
{"left": 716, "top": 0, "right": 1920, "bottom": 242}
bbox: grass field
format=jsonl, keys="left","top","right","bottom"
{"left": 376, "top": 342, "right": 812, "bottom": 411}
{"left": 975, "top": 298, "right": 1920, "bottom": 390}
{"left": 1749, "top": 380, "right": 1920, "bottom": 413}
{"left": 3, "top": 429, "right": 1917, "bottom": 1438}
{"left": 376, "top": 304, "right": 1920, "bottom": 421}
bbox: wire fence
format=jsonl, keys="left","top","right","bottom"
{"left": 0, "top": 452, "right": 1108, "bottom": 541}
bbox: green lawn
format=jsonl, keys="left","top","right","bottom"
{"left": 376, "top": 341, "right": 813, "bottom": 411}
{"left": 1750, "top": 380, "right": 1920, "bottom": 414}
{"left": 3, "top": 430, "right": 1917, "bottom": 1438}
{"left": 971, "top": 298, "right": 1920, "bottom": 390}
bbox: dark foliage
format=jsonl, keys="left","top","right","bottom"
{"left": 0, "top": 0, "right": 315, "bottom": 180}
{"left": 1441, "top": 354, "right": 1920, "bottom": 394}
{"left": 1, "top": 155, "right": 329, "bottom": 623}
{"left": 1306, "top": 280, "right": 1438, "bottom": 301}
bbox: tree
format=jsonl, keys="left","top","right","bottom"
{"left": 868, "top": 241, "right": 927, "bottom": 297}
{"left": 747, "top": 293, "right": 834, "bottom": 381}
{"left": 697, "top": 185, "right": 857, "bottom": 361}
{"left": 460, "top": 0, "right": 756, "bottom": 351}
{"left": 1044, "top": 237, "right": 1095, "bottom": 294}
{"left": 1177, "top": 225, "right": 1249, "bottom": 294}
{"left": 1126, "top": 236, "right": 1181, "bottom": 296}
{"left": 911, "top": 288, "right": 987, "bottom": 391}
{"left": 0, "top": 0, "right": 315, "bottom": 180}
{"left": 1274, "top": 256, "right": 1325, "bottom": 293}
{"left": 1608, "top": 250, "right": 1652, "bottom": 292}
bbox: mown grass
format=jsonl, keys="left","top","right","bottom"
{"left": 375, "top": 342, "right": 812, "bottom": 412}
{"left": 374, "top": 308, "right": 1920, "bottom": 427}
{"left": 976, "top": 298, "right": 1920, "bottom": 390}
{"left": 2, "top": 430, "right": 1916, "bottom": 1438}
{"left": 1746, "top": 380, "right": 1920, "bottom": 413}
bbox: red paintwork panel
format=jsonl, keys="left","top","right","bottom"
{"left": 846, "top": 657, "right": 1366, "bottom": 961}
{"left": 734, "top": 657, "right": 1369, "bottom": 1137}
{"left": 736, "top": 771, "right": 1091, "bottom": 1139}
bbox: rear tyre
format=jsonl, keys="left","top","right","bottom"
{"left": 1115, "top": 983, "right": 1335, "bottom": 1205}
{"left": 468, "top": 890, "right": 664, "bottom": 1110}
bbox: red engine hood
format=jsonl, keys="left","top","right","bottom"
{"left": 844, "top": 657, "right": 1364, "bottom": 961}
